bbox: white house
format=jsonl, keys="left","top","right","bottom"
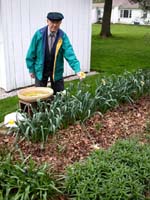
{"left": 0, "top": 0, "right": 92, "bottom": 92}
{"left": 92, "top": 3, "right": 104, "bottom": 24}
{"left": 92, "top": 0, "right": 150, "bottom": 24}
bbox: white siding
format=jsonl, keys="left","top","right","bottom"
{"left": 118, "top": 9, "right": 143, "bottom": 24}
{"left": 131, "top": 9, "right": 144, "bottom": 21}
{"left": 0, "top": 0, "right": 91, "bottom": 91}
{"left": 91, "top": 8, "right": 98, "bottom": 24}
{"left": 0, "top": 0, "right": 7, "bottom": 89}
{"left": 91, "top": 7, "right": 104, "bottom": 24}
{"left": 112, "top": 8, "right": 150, "bottom": 24}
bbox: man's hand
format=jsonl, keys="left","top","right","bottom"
{"left": 77, "top": 71, "right": 86, "bottom": 80}
{"left": 30, "top": 73, "right": 35, "bottom": 79}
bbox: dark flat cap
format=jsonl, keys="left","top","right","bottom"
{"left": 47, "top": 12, "right": 64, "bottom": 21}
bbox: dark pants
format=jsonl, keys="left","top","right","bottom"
{"left": 35, "top": 73, "right": 64, "bottom": 95}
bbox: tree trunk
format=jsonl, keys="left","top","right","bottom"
{"left": 100, "top": 0, "right": 113, "bottom": 38}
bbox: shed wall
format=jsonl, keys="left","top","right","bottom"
{"left": 0, "top": 0, "right": 91, "bottom": 91}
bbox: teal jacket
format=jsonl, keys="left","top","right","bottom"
{"left": 26, "top": 26, "right": 80, "bottom": 81}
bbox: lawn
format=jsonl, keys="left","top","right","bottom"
{"left": 0, "top": 24, "right": 150, "bottom": 122}
{"left": 91, "top": 24, "right": 150, "bottom": 75}
{"left": 0, "top": 96, "right": 18, "bottom": 122}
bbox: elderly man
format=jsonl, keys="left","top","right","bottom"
{"left": 26, "top": 12, "right": 82, "bottom": 94}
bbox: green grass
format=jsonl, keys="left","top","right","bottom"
{"left": 0, "top": 24, "right": 150, "bottom": 123}
{"left": 91, "top": 24, "right": 150, "bottom": 75}
{"left": 0, "top": 96, "right": 18, "bottom": 122}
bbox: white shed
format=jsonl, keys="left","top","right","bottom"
{"left": 0, "top": 0, "right": 92, "bottom": 91}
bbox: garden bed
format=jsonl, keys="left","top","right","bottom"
{"left": 0, "top": 95, "right": 149, "bottom": 173}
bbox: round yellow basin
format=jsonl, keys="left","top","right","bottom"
{"left": 18, "top": 87, "right": 54, "bottom": 102}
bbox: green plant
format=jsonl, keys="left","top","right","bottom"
{"left": 145, "top": 120, "right": 150, "bottom": 133}
{"left": 95, "top": 122, "right": 103, "bottom": 131}
{"left": 0, "top": 144, "right": 10, "bottom": 160}
{"left": 0, "top": 151, "right": 61, "bottom": 200}
{"left": 95, "top": 69, "right": 150, "bottom": 113}
{"left": 15, "top": 99, "right": 63, "bottom": 143}
{"left": 64, "top": 139, "right": 150, "bottom": 200}
{"left": 15, "top": 82, "right": 97, "bottom": 143}
{"left": 145, "top": 118, "right": 150, "bottom": 142}
{"left": 15, "top": 69, "right": 150, "bottom": 143}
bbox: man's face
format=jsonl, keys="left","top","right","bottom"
{"left": 47, "top": 19, "right": 62, "bottom": 32}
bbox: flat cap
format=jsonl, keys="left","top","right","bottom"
{"left": 47, "top": 12, "right": 64, "bottom": 21}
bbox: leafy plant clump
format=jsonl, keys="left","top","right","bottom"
{"left": 64, "top": 139, "right": 150, "bottom": 200}
{"left": 15, "top": 69, "right": 150, "bottom": 143}
{"left": 0, "top": 151, "right": 61, "bottom": 200}
{"left": 94, "top": 69, "right": 150, "bottom": 112}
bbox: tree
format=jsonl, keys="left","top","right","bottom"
{"left": 129, "top": 0, "right": 150, "bottom": 10}
{"left": 100, "top": 0, "right": 113, "bottom": 38}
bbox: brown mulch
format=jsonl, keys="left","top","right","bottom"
{"left": 0, "top": 96, "right": 150, "bottom": 173}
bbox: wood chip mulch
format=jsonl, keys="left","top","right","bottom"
{"left": 0, "top": 96, "right": 150, "bottom": 173}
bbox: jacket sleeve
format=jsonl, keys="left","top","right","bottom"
{"left": 26, "top": 31, "right": 38, "bottom": 73}
{"left": 62, "top": 33, "right": 81, "bottom": 73}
